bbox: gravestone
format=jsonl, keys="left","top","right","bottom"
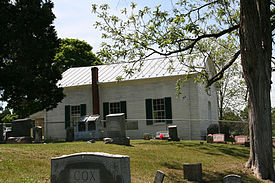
{"left": 213, "top": 134, "right": 225, "bottom": 143}
{"left": 33, "top": 126, "right": 42, "bottom": 143}
{"left": 223, "top": 174, "right": 241, "bottom": 183}
{"left": 66, "top": 127, "right": 74, "bottom": 142}
{"left": 105, "top": 113, "right": 130, "bottom": 146}
{"left": 183, "top": 163, "right": 202, "bottom": 182}
{"left": 154, "top": 170, "right": 165, "bottom": 183}
{"left": 51, "top": 152, "right": 131, "bottom": 183}
{"left": 106, "top": 113, "right": 126, "bottom": 138}
{"left": 235, "top": 136, "right": 248, "bottom": 145}
{"left": 168, "top": 125, "right": 180, "bottom": 141}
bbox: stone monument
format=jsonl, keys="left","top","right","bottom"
{"left": 154, "top": 170, "right": 165, "bottom": 183}
{"left": 213, "top": 134, "right": 225, "bottom": 143}
{"left": 183, "top": 163, "right": 202, "bottom": 182}
{"left": 168, "top": 125, "right": 180, "bottom": 141}
{"left": 223, "top": 174, "right": 241, "bottom": 183}
{"left": 104, "top": 113, "right": 130, "bottom": 146}
{"left": 66, "top": 127, "right": 74, "bottom": 142}
{"left": 33, "top": 126, "right": 42, "bottom": 143}
{"left": 51, "top": 152, "right": 131, "bottom": 183}
{"left": 235, "top": 136, "right": 248, "bottom": 145}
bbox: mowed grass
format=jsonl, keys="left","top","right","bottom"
{"left": 0, "top": 140, "right": 274, "bottom": 183}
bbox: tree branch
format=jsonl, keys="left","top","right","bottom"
{"left": 183, "top": 0, "right": 219, "bottom": 17}
{"left": 146, "top": 24, "right": 239, "bottom": 56}
{"left": 206, "top": 50, "right": 240, "bottom": 87}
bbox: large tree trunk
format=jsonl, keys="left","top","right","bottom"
{"left": 240, "top": 0, "right": 274, "bottom": 180}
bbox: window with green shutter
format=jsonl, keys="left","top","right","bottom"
{"left": 146, "top": 97, "right": 173, "bottom": 125}
{"left": 120, "top": 101, "right": 127, "bottom": 118}
{"left": 145, "top": 99, "right": 153, "bottom": 125}
{"left": 80, "top": 104, "right": 86, "bottom": 116}
{"left": 65, "top": 105, "right": 70, "bottom": 129}
{"left": 103, "top": 102, "right": 109, "bottom": 120}
{"left": 165, "top": 97, "right": 172, "bottom": 124}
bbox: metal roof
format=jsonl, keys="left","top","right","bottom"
{"left": 57, "top": 58, "right": 194, "bottom": 88}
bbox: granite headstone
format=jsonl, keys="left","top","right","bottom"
{"left": 223, "top": 174, "right": 241, "bottom": 183}
{"left": 51, "top": 152, "right": 131, "bottom": 183}
{"left": 213, "top": 134, "right": 225, "bottom": 143}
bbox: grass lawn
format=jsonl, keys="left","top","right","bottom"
{"left": 0, "top": 140, "right": 274, "bottom": 183}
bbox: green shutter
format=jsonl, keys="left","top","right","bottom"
{"left": 120, "top": 101, "right": 127, "bottom": 118}
{"left": 103, "top": 102, "right": 109, "bottom": 120}
{"left": 145, "top": 99, "right": 153, "bottom": 125}
{"left": 65, "top": 105, "right": 70, "bottom": 129}
{"left": 80, "top": 104, "right": 86, "bottom": 116}
{"left": 165, "top": 97, "right": 172, "bottom": 124}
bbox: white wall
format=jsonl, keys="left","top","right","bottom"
{"left": 99, "top": 76, "right": 202, "bottom": 140}
{"left": 45, "top": 86, "right": 93, "bottom": 140}
{"left": 45, "top": 76, "right": 216, "bottom": 140}
{"left": 197, "top": 84, "right": 219, "bottom": 139}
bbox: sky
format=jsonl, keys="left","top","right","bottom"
{"left": 42, "top": 0, "right": 274, "bottom": 108}
{"left": 1, "top": 1, "right": 274, "bottom": 110}
{"left": 52, "top": 0, "right": 174, "bottom": 53}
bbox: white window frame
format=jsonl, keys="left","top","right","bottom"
{"left": 71, "top": 105, "right": 81, "bottom": 124}
{"left": 152, "top": 98, "right": 166, "bottom": 123}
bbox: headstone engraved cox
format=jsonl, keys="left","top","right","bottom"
{"left": 51, "top": 152, "right": 131, "bottom": 183}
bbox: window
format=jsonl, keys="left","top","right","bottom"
{"left": 103, "top": 101, "right": 127, "bottom": 120}
{"left": 145, "top": 97, "right": 172, "bottom": 125}
{"left": 71, "top": 105, "right": 81, "bottom": 123}
{"left": 153, "top": 98, "right": 166, "bottom": 122}
{"left": 64, "top": 104, "right": 86, "bottom": 129}
{"left": 110, "top": 102, "right": 120, "bottom": 114}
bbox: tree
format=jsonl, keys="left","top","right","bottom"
{"left": 201, "top": 39, "right": 246, "bottom": 120}
{"left": 240, "top": 1, "right": 274, "bottom": 179}
{"left": 0, "top": 0, "right": 64, "bottom": 118}
{"left": 54, "top": 38, "right": 102, "bottom": 72}
{"left": 92, "top": 0, "right": 275, "bottom": 180}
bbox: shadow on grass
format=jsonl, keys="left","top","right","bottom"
{"left": 161, "top": 161, "right": 182, "bottom": 170}
{"left": 177, "top": 142, "right": 250, "bottom": 159}
{"left": 202, "top": 169, "right": 263, "bottom": 183}
{"left": 136, "top": 140, "right": 251, "bottom": 159}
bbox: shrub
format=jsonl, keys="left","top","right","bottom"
{"left": 207, "top": 124, "right": 219, "bottom": 134}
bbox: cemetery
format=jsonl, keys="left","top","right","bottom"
{"left": 0, "top": 139, "right": 271, "bottom": 183}
{"left": 1, "top": 115, "right": 273, "bottom": 182}
{"left": 0, "top": 116, "right": 272, "bottom": 183}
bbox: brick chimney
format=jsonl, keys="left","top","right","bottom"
{"left": 92, "top": 67, "right": 100, "bottom": 115}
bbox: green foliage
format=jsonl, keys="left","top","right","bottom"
{"left": 92, "top": 1, "right": 239, "bottom": 64}
{"left": 54, "top": 38, "right": 102, "bottom": 72}
{"left": 207, "top": 124, "right": 219, "bottom": 134}
{"left": 92, "top": 1, "right": 245, "bottom": 117}
{"left": 220, "top": 108, "right": 249, "bottom": 137}
{"left": 0, "top": 0, "right": 64, "bottom": 118}
{"left": 1, "top": 113, "right": 18, "bottom": 123}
